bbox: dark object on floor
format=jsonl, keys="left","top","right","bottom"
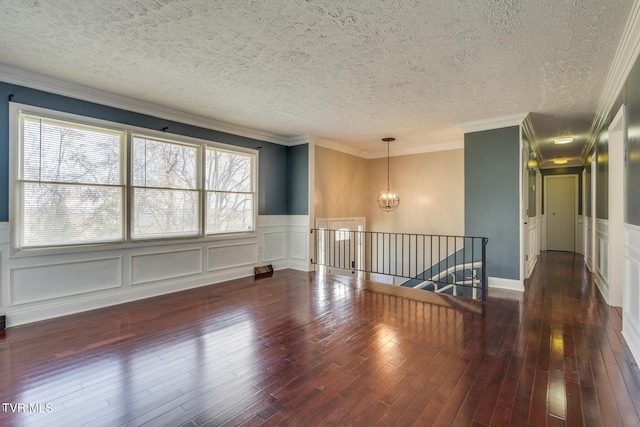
{"left": 254, "top": 264, "right": 274, "bottom": 279}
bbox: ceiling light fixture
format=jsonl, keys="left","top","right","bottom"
{"left": 377, "top": 137, "right": 400, "bottom": 212}
{"left": 554, "top": 137, "right": 574, "bottom": 145}
{"left": 554, "top": 158, "right": 568, "bottom": 165}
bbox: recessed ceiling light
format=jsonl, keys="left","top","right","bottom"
{"left": 554, "top": 137, "right": 573, "bottom": 145}
{"left": 554, "top": 159, "right": 568, "bottom": 164}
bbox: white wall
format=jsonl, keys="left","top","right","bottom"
{"left": 0, "top": 216, "right": 309, "bottom": 327}
{"left": 624, "top": 224, "right": 640, "bottom": 363}
{"left": 595, "top": 219, "right": 611, "bottom": 303}
{"left": 525, "top": 216, "right": 540, "bottom": 278}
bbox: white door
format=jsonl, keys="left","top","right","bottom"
{"left": 546, "top": 175, "right": 577, "bottom": 252}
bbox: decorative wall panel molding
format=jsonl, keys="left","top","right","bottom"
{"left": 526, "top": 217, "right": 539, "bottom": 278}
{"left": 208, "top": 242, "right": 258, "bottom": 271}
{"left": 577, "top": 215, "right": 584, "bottom": 255}
{"left": 1, "top": 216, "right": 311, "bottom": 326}
{"left": 11, "top": 257, "right": 122, "bottom": 304}
{"left": 623, "top": 223, "right": 640, "bottom": 365}
{"left": 585, "top": 217, "right": 593, "bottom": 270}
{"left": 263, "top": 232, "right": 286, "bottom": 262}
{"left": 131, "top": 248, "right": 202, "bottom": 285}
{"left": 595, "top": 219, "right": 610, "bottom": 303}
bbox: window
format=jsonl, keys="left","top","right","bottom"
{"left": 133, "top": 135, "right": 199, "bottom": 239}
{"left": 205, "top": 147, "right": 254, "bottom": 234}
{"left": 19, "top": 114, "right": 125, "bottom": 247}
{"left": 15, "top": 107, "right": 257, "bottom": 250}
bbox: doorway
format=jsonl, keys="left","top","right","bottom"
{"left": 545, "top": 175, "right": 578, "bottom": 252}
{"left": 315, "top": 217, "right": 365, "bottom": 277}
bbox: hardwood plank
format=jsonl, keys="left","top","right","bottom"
{"left": 0, "top": 252, "right": 638, "bottom": 426}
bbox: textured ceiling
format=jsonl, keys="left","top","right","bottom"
{"left": 0, "top": 0, "right": 634, "bottom": 163}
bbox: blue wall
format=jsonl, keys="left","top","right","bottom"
{"left": 287, "top": 144, "right": 309, "bottom": 215}
{"left": 465, "top": 126, "right": 520, "bottom": 280}
{"left": 601, "top": 49, "right": 640, "bottom": 225}
{"left": 0, "top": 82, "right": 309, "bottom": 220}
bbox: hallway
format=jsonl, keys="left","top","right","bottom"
{"left": 496, "top": 251, "right": 640, "bottom": 425}
{"left": 0, "top": 252, "right": 638, "bottom": 426}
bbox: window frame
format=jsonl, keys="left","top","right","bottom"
{"left": 9, "top": 103, "right": 259, "bottom": 257}
{"left": 18, "top": 111, "right": 127, "bottom": 248}
{"left": 130, "top": 133, "right": 202, "bottom": 241}
{"left": 204, "top": 145, "right": 257, "bottom": 235}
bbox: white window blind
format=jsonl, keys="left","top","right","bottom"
{"left": 16, "top": 107, "right": 258, "bottom": 250}
{"left": 20, "top": 114, "right": 124, "bottom": 247}
{"left": 205, "top": 147, "right": 255, "bottom": 234}
{"left": 132, "top": 135, "right": 200, "bottom": 239}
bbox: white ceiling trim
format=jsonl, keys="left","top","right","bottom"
{"left": 365, "top": 140, "right": 464, "bottom": 159}
{"left": 312, "top": 137, "right": 369, "bottom": 158}
{"left": 585, "top": 0, "right": 640, "bottom": 158}
{"left": 288, "top": 135, "right": 311, "bottom": 146}
{"left": 0, "top": 63, "right": 295, "bottom": 146}
{"left": 456, "top": 113, "right": 529, "bottom": 134}
{"left": 312, "top": 136, "right": 463, "bottom": 159}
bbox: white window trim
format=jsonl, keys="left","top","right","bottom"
{"left": 9, "top": 102, "right": 259, "bottom": 258}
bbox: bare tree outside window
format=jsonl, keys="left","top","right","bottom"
{"left": 21, "top": 115, "right": 123, "bottom": 247}
{"left": 18, "top": 111, "right": 257, "bottom": 249}
{"left": 205, "top": 148, "right": 254, "bottom": 233}
{"left": 132, "top": 136, "right": 199, "bottom": 239}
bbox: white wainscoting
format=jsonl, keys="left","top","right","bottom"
{"left": 577, "top": 215, "right": 584, "bottom": 255}
{"left": 288, "top": 216, "right": 312, "bottom": 271}
{"left": 585, "top": 216, "right": 593, "bottom": 271}
{"left": 526, "top": 216, "right": 539, "bottom": 278}
{"left": 257, "top": 215, "right": 310, "bottom": 272}
{"left": 132, "top": 247, "right": 202, "bottom": 285}
{"left": 0, "top": 215, "right": 310, "bottom": 327}
{"left": 624, "top": 223, "right": 640, "bottom": 366}
{"left": 12, "top": 257, "right": 123, "bottom": 304}
{"left": 208, "top": 242, "right": 258, "bottom": 272}
{"left": 595, "top": 219, "right": 610, "bottom": 303}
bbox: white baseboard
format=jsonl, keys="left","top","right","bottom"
{"left": 623, "top": 326, "right": 640, "bottom": 370}
{"left": 488, "top": 276, "right": 524, "bottom": 292}
{"left": 594, "top": 272, "right": 610, "bottom": 304}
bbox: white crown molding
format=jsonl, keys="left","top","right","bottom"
{"left": 313, "top": 136, "right": 463, "bottom": 159}
{"left": 585, "top": 0, "right": 640, "bottom": 158}
{"left": 456, "top": 112, "right": 529, "bottom": 134}
{"left": 365, "top": 140, "right": 464, "bottom": 159}
{"left": 312, "top": 137, "right": 369, "bottom": 158}
{"left": 288, "top": 134, "right": 311, "bottom": 146}
{"left": 0, "top": 63, "right": 297, "bottom": 146}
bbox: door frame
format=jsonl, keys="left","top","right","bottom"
{"left": 544, "top": 174, "right": 579, "bottom": 252}
{"left": 315, "top": 217, "right": 366, "bottom": 277}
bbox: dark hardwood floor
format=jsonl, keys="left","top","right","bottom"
{"left": 0, "top": 251, "right": 639, "bottom": 426}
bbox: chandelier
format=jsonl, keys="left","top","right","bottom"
{"left": 377, "top": 137, "right": 400, "bottom": 212}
